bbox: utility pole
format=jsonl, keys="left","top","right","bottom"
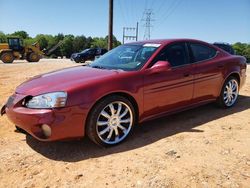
{"left": 136, "top": 22, "right": 139, "bottom": 41}
{"left": 142, "top": 9, "right": 154, "bottom": 40}
{"left": 122, "top": 22, "right": 139, "bottom": 44}
{"left": 108, "top": 0, "right": 113, "bottom": 51}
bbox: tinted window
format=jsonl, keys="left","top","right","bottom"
{"left": 153, "top": 43, "right": 188, "bottom": 67}
{"left": 9, "top": 39, "right": 19, "bottom": 46}
{"left": 88, "top": 49, "right": 96, "bottom": 55}
{"left": 213, "top": 43, "right": 235, "bottom": 55}
{"left": 190, "top": 43, "right": 216, "bottom": 62}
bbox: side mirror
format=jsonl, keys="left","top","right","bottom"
{"left": 150, "top": 60, "right": 171, "bottom": 73}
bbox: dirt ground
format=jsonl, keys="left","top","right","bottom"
{"left": 0, "top": 59, "right": 249, "bottom": 188}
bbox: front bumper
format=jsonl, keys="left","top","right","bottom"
{"left": 2, "top": 93, "right": 88, "bottom": 141}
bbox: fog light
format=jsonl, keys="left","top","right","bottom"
{"left": 41, "top": 124, "right": 51, "bottom": 138}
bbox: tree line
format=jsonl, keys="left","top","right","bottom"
{"left": 0, "top": 31, "right": 121, "bottom": 58}
{"left": 0, "top": 30, "right": 249, "bottom": 62}
{"left": 232, "top": 43, "right": 250, "bottom": 62}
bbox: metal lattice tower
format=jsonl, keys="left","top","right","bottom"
{"left": 142, "top": 9, "right": 154, "bottom": 40}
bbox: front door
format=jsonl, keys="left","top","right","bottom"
{"left": 143, "top": 42, "right": 194, "bottom": 118}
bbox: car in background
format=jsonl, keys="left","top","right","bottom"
{"left": 71, "top": 48, "right": 108, "bottom": 63}
{"left": 213, "top": 42, "right": 235, "bottom": 55}
{"left": 1, "top": 39, "right": 247, "bottom": 146}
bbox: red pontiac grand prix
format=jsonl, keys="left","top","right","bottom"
{"left": 1, "top": 39, "right": 247, "bottom": 146}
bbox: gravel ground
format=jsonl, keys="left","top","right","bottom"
{"left": 0, "top": 59, "right": 249, "bottom": 188}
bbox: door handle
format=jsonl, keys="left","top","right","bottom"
{"left": 183, "top": 73, "right": 190, "bottom": 77}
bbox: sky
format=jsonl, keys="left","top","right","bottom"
{"left": 0, "top": 0, "right": 250, "bottom": 44}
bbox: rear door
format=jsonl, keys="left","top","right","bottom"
{"left": 143, "top": 42, "right": 194, "bottom": 117}
{"left": 188, "top": 42, "right": 224, "bottom": 102}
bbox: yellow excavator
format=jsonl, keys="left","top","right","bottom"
{"left": 0, "top": 37, "right": 62, "bottom": 63}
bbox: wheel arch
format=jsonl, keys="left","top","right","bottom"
{"left": 0, "top": 49, "right": 13, "bottom": 56}
{"left": 224, "top": 72, "right": 241, "bottom": 86}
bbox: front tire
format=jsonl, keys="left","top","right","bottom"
{"left": 1, "top": 52, "right": 14, "bottom": 63}
{"left": 217, "top": 76, "right": 239, "bottom": 108}
{"left": 86, "top": 95, "right": 135, "bottom": 147}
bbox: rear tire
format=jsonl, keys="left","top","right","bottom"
{"left": 217, "top": 76, "right": 239, "bottom": 108}
{"left": 86, "top": 95, "right": 135, "bottom": 147}
{"left": 0, "top": 52, "right": 14, "bottom": 63}
{"left": 27, "top": 52, "right": 40, "bottom": 62}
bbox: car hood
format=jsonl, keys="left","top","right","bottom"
{"left": 16, "top": 66, "right": 120, "bottom": 96}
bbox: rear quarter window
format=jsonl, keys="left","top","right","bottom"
{"left": 190, "top": 43, "right": 217, "bottom": 62}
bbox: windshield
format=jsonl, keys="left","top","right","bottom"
{"left": 89, "top": 44, "right": 160, "bottom": 71}
{"left": 80, "top": 49, "right": 89, "bottom": 53}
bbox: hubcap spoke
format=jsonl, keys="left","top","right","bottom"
{"left": 109, "top": 104, "right": 115, "bottom": 115}
{"left": 99, "top": 127, "right": 110, "bottom": 135}
{"left": 117, "top": 103, "right": 122, "bottom": 115}
{"left": 97, "top": 121, "right": 108, "bottom": 126}
{"left": 232, "top": 91, "right": 237, "bottom": 95}
{"left": 106, "top": 128, "right": 114, "bottom": 141}
{"left": 117, "top": 124, "right": 127, "bottom": 134}
{"left": 120, "top": 108, "right": 128, "bottom": 118}
{"left": 101, "top": 110, "right": 111, "bottom": 119}
{"left": 120, "top": 118, "right": 131, "bottom": 123}
{"left": 229, "top": 81, "right": 232, "bottom": 89}
{"left": 114, "top": 127, "right": 119, "bottom": 136}
{"left": 232, "top": 84, "right": 236, "bottom": 90}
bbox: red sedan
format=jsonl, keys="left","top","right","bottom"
{"left": 1, "top": 39, "right": 247, "bottom": 146}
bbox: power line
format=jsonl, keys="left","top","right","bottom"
{"left": 149, "top": 0, "right": 156, "bottom": 10}
{"left": 141, "top": 9, "right": 154, "bottom": 40}
{"left": 154, "top": 0, "right": 183, "bottom": 29}
{"left": 145, "top": 0, "right": 148, "bottom": 9}
{"left": 117, "top": 0, "right": 128, "bottom": 26}
{"left": 154, "top": 0, "right": 169, "bottom": 16}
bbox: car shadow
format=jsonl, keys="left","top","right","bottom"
{"left": 26, "top": 95, "right": 250, "bottom": 162}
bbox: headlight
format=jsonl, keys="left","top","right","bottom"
{"left": 25, "top": 92, "right": 67, "bottom": 109}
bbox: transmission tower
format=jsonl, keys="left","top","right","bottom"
{"left": 142, "top": 9, "right": 154, "bottom": 40}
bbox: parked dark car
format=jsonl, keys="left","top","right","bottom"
{"left": 71, "top": 48, "right": 108, "bottom": 63}
{"left": 1, "top": 39, "right": 247, "bottom": 146}
{"left": 213, "top": 42, "right": 235, "bottom": 55}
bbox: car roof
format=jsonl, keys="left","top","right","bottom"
{"left": 127, "top": 38, "right": 209, "bottom": 46}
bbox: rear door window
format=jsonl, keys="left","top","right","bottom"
{"left": 190, "top": 43, "right": 217, "bottom": 62}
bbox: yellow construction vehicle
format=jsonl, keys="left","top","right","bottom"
{"left": 0, "top": 37, "right": 46, "bottom": 63}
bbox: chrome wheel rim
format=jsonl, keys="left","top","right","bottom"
{"left": 96, "top": 101, "right": 133, "bottom": 144}
{"left": 223, "top": 79, "right": 238, "bottom": 107}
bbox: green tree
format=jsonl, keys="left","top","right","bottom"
{"left": 0, "top": 31, "right": 7, "bottom": 43}
{"left": 23, "top": 38, "right": 36, "bottom": 46}
{"left": 10, "top": 31, "right": 29, "bottom": 39}
{"left": 60, "top": 35, "right": 74, "bottom": 58}
{"left": 233, "top": 42, "right": 250, "bottom": 62}
{"left": 0, "top": 30, "right": 122, "bottom": 58}
{"left": 73, "top": 35, "right": 87, "bottom": 52}
{"left": 91, "top": 37, "right": 107, "bottom": 48}
{"left": 243, "top": 45, "right": 250, "bottom": 62}
{"left": 35, "top": 34, "right": 49, "bottom": 50}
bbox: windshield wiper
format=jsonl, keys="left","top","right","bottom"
{"left": 90, "top": 65, "right": 106, "bottom": 69}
